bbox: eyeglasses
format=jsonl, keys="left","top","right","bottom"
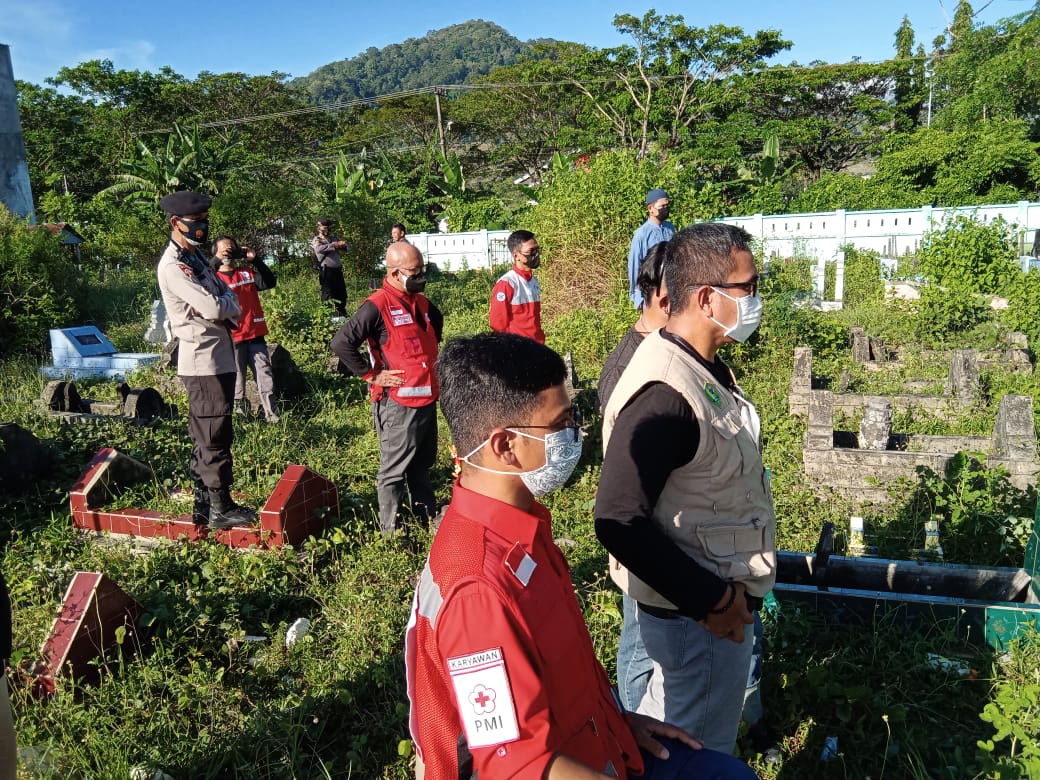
{"left": 690, "top": 280, "right": 759, "bottom": 297}
{"left": 519, "top": 249, "right": 541, "bottom": 262}
{"left": 505, "top": 405, "right": 583, "bottom": 443}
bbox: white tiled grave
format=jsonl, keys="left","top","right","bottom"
{"left": 40, "top": 326, "right": 160, "bottom": 380}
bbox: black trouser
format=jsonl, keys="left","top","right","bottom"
{"left": 182, "top": 373, "right": 235, "bottom": 490}
{"left": 319, "top": 266, "right": 347, "bottom": 316}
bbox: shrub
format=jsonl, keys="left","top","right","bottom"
{"left": 0, "top": 207, "right": 87, "bottom": 358}
{"left": 915, "top": 282, "right": 988, "bottom": 343}
{"left": 840, "top": 244, "right": 884, "bottom": 308}
{"left": 917, "top": 214, "right": 1018, "bottom": 295}
{"left": 525, "top": 150, "right": 694, "bottom": 321}
{"left": 440, "top": 195, "right": 507, "bottom": 232}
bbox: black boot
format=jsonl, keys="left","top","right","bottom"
{"left": 208, "top": 487, "right": 257, "bottom": 530}
{"left": 192, "top": 483, "right": 211, "bottom": 526}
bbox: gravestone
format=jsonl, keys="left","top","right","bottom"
{"left": 0, "top": 423, "right": 51, "bottom": 493}
{"left": 945, "top": 350, "right": 980, "bottom": 399}
{"left": 991, "top": 395, "right": 1036, "bottom": 460}
{"left": 850, "top": 327, "right": 871, "bottom": 364}
{"left": 807, "top": 391, "right": 834, "bottom": 450}
{"left": 143, "top": 300, "right": 172, "bottom": 345}
{"left": 858, "top": 398, "right": 893, "bottom": 450}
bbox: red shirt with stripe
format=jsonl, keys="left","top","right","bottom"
{"left": 405, "top": 481, "right": 642, "bottom": 779}
{"left": 489, "top": 265, "right": 545, "bottom": 344}
{"left": 216, "top": 266, "right": 268, "bottom": 342}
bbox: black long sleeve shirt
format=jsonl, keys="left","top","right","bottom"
{"left": 594, "top": 330, "right": 741, "bottom": 620}
{"left": 330, "top": 293, "right": 444, "bottom": 378}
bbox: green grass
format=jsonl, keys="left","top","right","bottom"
{"left": 1, "top": 264, "right": 1037, "bottom": 778}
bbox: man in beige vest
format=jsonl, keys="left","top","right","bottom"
{"left": 595, "top": 222, "right": 776, "bottom": 754}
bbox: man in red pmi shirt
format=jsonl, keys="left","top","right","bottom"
{"left": 405, "top": 332, "right": 757, "bottom": 780}
{"left": 489, "top": 230, "right": 545, "bottom": 343}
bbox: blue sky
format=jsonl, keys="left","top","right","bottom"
{"left": 2, "top": 0, "right": 1029, "bottom": 87}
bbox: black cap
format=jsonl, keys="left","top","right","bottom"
{"left": 159, "top": 191, "right": 212, "bottom": 216}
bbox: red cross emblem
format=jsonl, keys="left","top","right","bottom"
{"left": 469, "top": 684, "right": 496, "bottom": 715}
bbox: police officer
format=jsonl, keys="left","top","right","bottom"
{"left": 330, "top": 241, "right": 443, "bottom": 535}
{"left": 157, "top": 191, "right": 257, "bottom": 530}
{"left": 311, "top": 218, "right": 348, "bottom": 318}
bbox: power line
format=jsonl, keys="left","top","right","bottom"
{"left": 140, "top": 52, "right": 935, "bottom": 136}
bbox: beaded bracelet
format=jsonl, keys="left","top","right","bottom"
{"left": 708, "top": 583, "right": 736, "bottom": 615}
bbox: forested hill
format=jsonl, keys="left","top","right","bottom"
{"left": 294, "top": 20, "right": 547, "bottom": 103}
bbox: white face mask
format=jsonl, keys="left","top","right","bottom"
{"left": 710, "top": 287, "right": 763, "bottom": 342}
{"left": 461, "top": 427, "right": 583, "bottom": 497}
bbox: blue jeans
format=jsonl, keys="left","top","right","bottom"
{"left": 640, "top": 737, "right": 758, "bottom": 779}
{"left": 618, "top": 594, "right": 654, "bottom": 711}
{"left": 637, "top": 608, "right": 754, "bottom": 753}
{"left": 742, "top": 611, "right": 764, "bottom": 726}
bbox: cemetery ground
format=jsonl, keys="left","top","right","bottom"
{"left": 1, "top": 260, "right": 1039, "bottom": 779}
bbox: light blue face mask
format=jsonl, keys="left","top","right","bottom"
{"left": 710, "top": 287, "right": 763, "bottom": 342}
{"left": 461, "top": 427, "right": 583, "bottom": 497}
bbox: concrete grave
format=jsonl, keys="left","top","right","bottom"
{"left": 802, "top": 390, "right": 1038, "bottom": 503}
{"left": 850, "top": 329, "right": 1032, "bottom": 375}
{"left": 789, "top": 347, "right": 977, "bottom": 417}
{"left": 70, "top": 448, "right": 336, "bottom": 549}
{"left": 38, "top": 380, "right": 175, "bottom": 423}
{"left": 0, "top": 423, "right": 52, "bottom": 494}
{"left": 40, "top": 326, "right": 160, "bottom": 380}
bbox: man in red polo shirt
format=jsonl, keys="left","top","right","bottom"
{"left": 405, "top": 332, "right": 757, "bottom": 779}
{"left": 330, "top": 241, "right": 443, "bottom": 535}
{"left": 489, "top": 229, "right": 545, "bottom": 343}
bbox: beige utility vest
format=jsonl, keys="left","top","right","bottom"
{"left": 602, "top": 331, "right": 777, "bottom": 607}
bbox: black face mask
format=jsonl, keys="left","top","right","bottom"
{"left": 178, "top": 218, "right": 209, "bottom": 247}
{"left": 402, "top": 271, "right": 427, "bottom": 294}
{"left": 523, "top": 251, "right": 541, "bottom": 270}
{"left": 655, "top": 207, "right": 670, "bottom": 221}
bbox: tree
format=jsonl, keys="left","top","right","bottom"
{"left": 99, "top": 123, "right": 239, "bottom": 206}
{"left": 729, "top": 61, "right": 896, "bottom": 181}
{"left": 893, "top": 16, "right": 926, "bottom": 131}
{"left": 872, "top": 122, "right": 1040, "bottom": 205}
{"left": 452, "top": 42, "right": 601, "bottom": 186}
{"left": 565, "top": 10, "right": 790, "bottom": 156}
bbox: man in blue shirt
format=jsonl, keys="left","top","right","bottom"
{"left": 628, "top": 188, "right": 675, "bottom": 309}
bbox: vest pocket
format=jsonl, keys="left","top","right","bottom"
{"left": 693, "top": 523, "right": 772, "bottom": 581}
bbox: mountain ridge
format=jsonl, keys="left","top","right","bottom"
{"left": 293, "top": 20, "right": 553, "bottom": 103}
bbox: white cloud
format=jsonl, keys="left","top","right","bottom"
{"left": 76, "top": 40, "right": 157, "bottom": 73}
{"left": 2, "top": 0, "right": 77, "bottom": 83}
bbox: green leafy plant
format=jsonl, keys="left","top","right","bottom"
{"left": 900, "top": 455, "right": 1036, "bottom": 566}
{"left": 977, "top": 632, "right": 1040, "bottom": 779}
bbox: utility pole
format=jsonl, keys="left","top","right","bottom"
{"left": 925, "top": 57, "right": 934, "bottom": 127}
{"left": 433, "top": 87, "right": 448, "bottom": 158}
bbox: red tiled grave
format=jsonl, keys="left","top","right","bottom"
{"left": 33, "top": 572, "right": 144, "bottom": 696}
{"left": 70, "top": 447, "right": 337, "bottom": 549}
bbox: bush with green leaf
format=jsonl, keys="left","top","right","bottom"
{"left": 525, "top": 150, "right": 697, "bottom": 320}
{"left": 0, "top": 207, "right": 87, "bottom": 358}
{"left": 977, "top": 631, "right": 1040, "bottom": 779}
{"left": 917, "top": 214, "right": 1018, "bottom": 295}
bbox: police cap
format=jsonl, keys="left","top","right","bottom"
{"left": 159, "top": 191, "right": 212, "bottom": 216}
